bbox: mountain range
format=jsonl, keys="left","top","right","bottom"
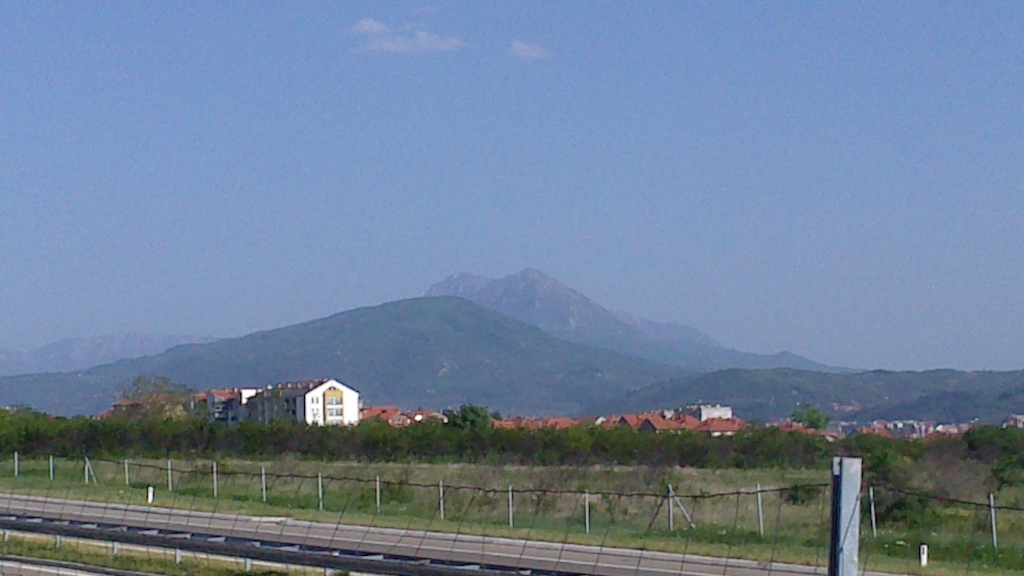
{"left": 1, "top": 268, "right": 1020, "bottom": 423}
{"left": 0, "top": 334, "right": 214, "bottom": 377}
{"left": 0, "top": 297, "right": 680, "bottom": 417}
{"left": 586, "top": 368, "right": 1024, "bottom": 424}
{"left": 426, "top": 269, "right": 840, "bottom": 372}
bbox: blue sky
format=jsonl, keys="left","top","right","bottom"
{"left": 1, "top": 2, "right": 1021, "bottom": 370}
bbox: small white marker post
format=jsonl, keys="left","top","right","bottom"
{"left": 13, "top": 451, "right": 18, "bottom": 478}
{"left": 508, "top": 485, "right": 514, "bottom": 528}
{"left": 869, "top": 486, "right": 877, "bottom": 538}
{"left": 989, "top": 493, "right": 998, "bottom": 549}
{"left": 439, "top": 480, "right": 445, "bottom": 521}
{"left": 167, "top": 459, "right": 173, "bottom": 492}
{"left": 919, "top": 544, "right": 928, "bottom": 567}
{"left": 147, "top": 486, "right": 155, "bottom": 504}
{"left": 375, "top": 476, "right": 381, "bottom": 513}
{"left": 585, "top": 491, "right": 591, "bottom": 535}
{"left": 261, "top": 466, "right": 267, "bottom": 503}
{"left": 213, "top": 462, "right": 218, "bottom": 498}
{"left": 124, "top": 459, "right": 130, "bottom": 486}
{"left": 756, "top": 484, "right": 764, "bottom": 537}
{"left": 49, "top": 455, "right": 53, "bottom": 481}
{"left": 317, "top": 473, "right": 324, "bottom": 511}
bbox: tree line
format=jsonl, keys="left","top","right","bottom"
{"left": 3, "top": 404, "right": 1024, "bottom": 486}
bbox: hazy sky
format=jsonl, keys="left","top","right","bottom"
{"left": 1, "top": 3, "right": 1022, "bottom": 371}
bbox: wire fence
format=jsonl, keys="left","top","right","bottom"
{"left": 2, "top": 454, "right": 1024, "bottom": 574}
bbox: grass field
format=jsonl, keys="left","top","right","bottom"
{"left": 1, "top": 456, "right": 1023, "bottom": 576}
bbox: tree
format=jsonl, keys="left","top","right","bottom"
{"left": 113, "top": 376, "right": 202, "bottom": 421}
{"left": 791, "top": 405, "right": 830, "bottom": 430}
{"left": 444, "top": 404, "right": 493, "bottom": 431}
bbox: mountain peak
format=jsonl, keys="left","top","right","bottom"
{"left": 425, "top": 269, "right": 835, "bottom": 372}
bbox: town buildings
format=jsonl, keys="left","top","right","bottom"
{"left": 247, "top": 379, "right": 360, "bottom": 426}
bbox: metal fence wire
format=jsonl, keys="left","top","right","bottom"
{"left": 1, "top": 456, "right": 1022, "bottom": 575}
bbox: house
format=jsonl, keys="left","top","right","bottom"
{"left": 684, "top": 404, "right": 733, "bottom": 421}
{"left": 247, "top": 379, "right": 360, "bottom": 426}
{"left": 695, "top": 417, "right": 747, "bottom": 437}
{"left": 1004, "top": 414, "right": 1024, "bottom": 429}
{"left": 206, "top": 388, "right": 259, "bottom": 423}
{"left": 361, "top": 406, "right": 412, "bottom": 427}
{"left": 638, "top": 415, "right": 684, "bottom": 434}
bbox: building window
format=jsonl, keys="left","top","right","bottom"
{"left": 326, "top": 396, "right": 341, "bottom": 406}
{"left": 327, "top": 408, "right": 342, "bottom": 418}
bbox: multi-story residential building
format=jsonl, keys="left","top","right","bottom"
{"left": 206, "top": 388, "right": 259, "bottom": 423}
{"left": 247, "top": 379, "right": 360, "bottom": 426}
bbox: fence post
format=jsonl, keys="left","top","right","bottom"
{"left": 83, "top": 457, "right": 89, "bottom": 484}
{"left": 261, "top": 466, "right": 267, "bottom": 503}
{"left": 13, "top": 451, "right": 18, "bottom": 478}
{"left": 49, "top": 455, "right": 53, "bottom": 481}
{"left": 124, "top": 459, "right": 130, "bottom": 486}
{"left": 375, "top": 476, "right": 381, "bottom": 513}
{"left": 439, "top": 480, "right": 445, "bottom": 521}
{"left": 756, "top": 483, "right": 764, "bottom": 537}
{"left": 213, "top": 462, "right": 218, "bottom": 498}
{"left": 667, "top": 484, "right": 674, "bottom": 531}
{"left": 508, "top": 485, "right": 514, "bottom": 528}
{"left": 585, "top": 490, "right": 591, "bottom": 535}
{"left": 989, "top": 493, "right": 998, "bottom": 549}
{"left": 167, "top": 459, "right": 173, "bottom": 492}
{"left": 868, "top": 486, "right": 877, "bottom": 539}
{"left": 318, "top": 473, "right": 324, "bottom": 511}
{"left": 828, "top": 457, "right": 861, "bottom": 576}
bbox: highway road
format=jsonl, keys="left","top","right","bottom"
{"left": 0, "top": 493, "right": 873, "bottom": 576}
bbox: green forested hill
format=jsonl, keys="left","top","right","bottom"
{"left": 588, "top": 368, "right": 1024, "bottom": 423}
{"left": 0, "top": 297, "right": 681, "bottom": 417}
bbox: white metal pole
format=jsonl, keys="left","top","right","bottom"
{"left": 167, "top": 459, "right": 173, "bottom": 492}
{"left": 756, "top": 483, "right": 764, "bottom": 537}
{"left": 261, "top": 466, "right": 267, "bottom": 503}
{"left": 124, "top": 459, "right": 130, "bottom": 486}
{"left": 585, "top": 491, "right": 590, "bottom": 535}
{"left": 989, "top": 493, "right": 998, "bottom": 549}
{"left": 439, "top": 480, "right": 445, "bottom": 521}
{"left": 828, "top": 457, "right": 862, "bottom": 576}
{"left": 318, "top": 473, "right": 324, "bottom": 511}
{"left": 508, "top": 485, "right": 514, "bottom": 528}
{"left": 83, "top": 457, "right": 90, "bottom": 484}
{"left": 869, "top": 486, "right": 877, "bottom": 539}
{"left": 49, "top": 455, "right": 53, "bottom": 481}
{"left": 13, "top": 451, "right": 18, "bottom": 478}
{"left": 375, "top": 476, "right": 381, "bottom": 513}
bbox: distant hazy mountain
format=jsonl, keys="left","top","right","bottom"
{"left": 585, "top": 368, "right": 1024, "bottom": 424}
{"left": 426, "top": 269, "right": 839, "bottom": 372}
{"left": 0, "top": 297, "right": 680, "bottom": 417}
{"left": 0, "top": 334, "right": 215, "bottom": 377}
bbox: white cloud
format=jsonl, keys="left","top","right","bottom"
{"left": 509, "top": 40, "right": 550, "bottom": 59}
{"left": 349, "top": 18, "right": 389, "bottom": 35}
{"left": 350, "top": 18, "right": 464, "bottom": 54}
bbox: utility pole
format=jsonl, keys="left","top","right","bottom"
{"left": 828, "top": 457, "right": 861, "bottom": 576}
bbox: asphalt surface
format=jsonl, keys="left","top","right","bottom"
{"left": 0, "top": 493, "right": 867, "bottom": 576}
{"left": 0, "top": 558, "right": 137, "bottom": 576}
